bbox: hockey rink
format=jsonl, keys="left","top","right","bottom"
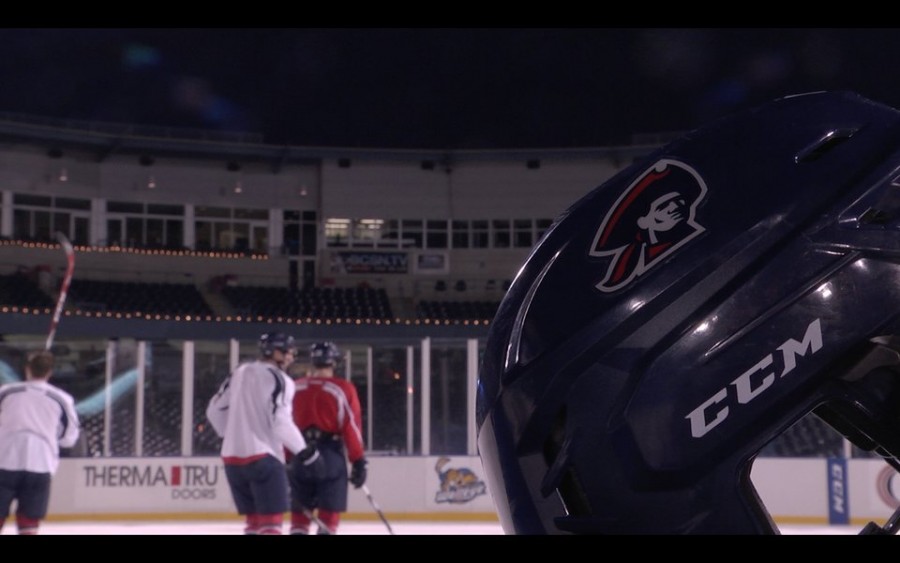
{"left": 3, "top": 520, "right": 862, "bottom": 535}
{"left": 6, "top": 518, "right": 503, "bottom": 535}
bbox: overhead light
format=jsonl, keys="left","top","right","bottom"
{"left": 233, "top": 181, "right": 242, "bottom": 194}
{"left": 58, "top": 167, "right": 68, "bottom": 182}
{"left": 147, "top": 176, "right": 156, "bottom": 189}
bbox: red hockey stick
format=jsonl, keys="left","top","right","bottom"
{"left": 46, "top": 232, "right": 75, "bottom": 351}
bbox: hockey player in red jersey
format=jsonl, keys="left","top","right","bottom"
{"left": 287, "top": 341, "right": 367, "bottom": 535}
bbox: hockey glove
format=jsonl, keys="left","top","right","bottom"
{"left": 349, "top": 457, "right": 368, "bottom": 489}
{"left": 291, "top": 444, "right": 326, "bottom": 481}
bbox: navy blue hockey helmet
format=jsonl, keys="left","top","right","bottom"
{"left": 259, "top": 332, "right": 296, "bottom": 357}
{"left": 476, "top": 91, "right": 900, "bottom": 535}
{"left": 310, "top": 341, "right": 341, "bottom": 367}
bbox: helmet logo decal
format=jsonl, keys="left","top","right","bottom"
{"left": 589, "top": 159, "right": 707, "bottom": 292}
{"left": 685, "top": 319, "right": 823, "bottom": 439}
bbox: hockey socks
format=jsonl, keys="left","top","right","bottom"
{"left": 290, "top": 511, "right": 311, "bottom": 535}
{"left": 16, "top": 515, "right": 39, "bottom": 535}
{"left": 317, "top": 510, "right": 339, "bottom": 535}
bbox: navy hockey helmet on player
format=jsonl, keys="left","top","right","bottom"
{"left": 259, "top": 332, "right": 297, "bottom": 358}
{"left": 476, "top": 91, "right": 900, "bottom": 535}
{"left": 310, "top": 341, "right": 341, "bottom": 368}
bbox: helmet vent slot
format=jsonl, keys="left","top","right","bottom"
{"left": 794, "top": 128, "right": 857, "bottom": 163}
{"left": 859, "top": 208, "right": 893, "bottom": 225}
{"left": 857, "top": 176, "right": 900, "bottom": 226}
{"left": 541, "top": 407, "right": 592, "bottom": 519}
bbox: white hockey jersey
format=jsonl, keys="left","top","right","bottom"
{"left": 206, "top": 359, "right": 307, "bottom": 463}
{"left": 0, "top": 380, "right": 80, "bottom": 473}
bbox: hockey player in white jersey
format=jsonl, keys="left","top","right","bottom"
{"left": 206, "top": 332, "right": 325, "bottom": 535}
{"left": 0, "top": 350, "right": 80, "bottom": 535}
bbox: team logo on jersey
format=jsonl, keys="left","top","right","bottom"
{"left": 589, "top": 159, "right": 707, "bottom": 292}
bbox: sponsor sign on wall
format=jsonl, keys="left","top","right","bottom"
{"left": 329, "top": 251, "right": 409, "bottom": 274}
{"left": 44, "top": 455, "right": 900, "bottom": 523}
{"left": 52, "top": 456, "right": 499, "bottom": 517}
{"left": 873, "top": 463, "right": 900, "bottom": 510}
{"left": 67, "top": 457, "right": 234, "bottom": 512}
{"left": 426, "top": 456, "right": 490, "bottom": 508}
{"left": 414, "top": 252, "right": 449, "bottom": 275}
{"left": 827, "top": 457, "right": 849, "bottom": 525}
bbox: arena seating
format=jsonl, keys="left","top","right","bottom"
{"left": 69, "top": 340, "right": 224, "bottom": 458}
{"left": 220, "top": 284, "right": 393, "bottom": 320}
{"left": 758, "top": 415, "right": 845, "bottom": 458}
{"left": 79, "top": 391, "right": 183, "bottom": 457}
{"left": 67, "top": 280, "right": 215, "bottom": 318}
{"left": 1, "top": 268, "right": 499, "bottom": 323}
{"left": 415, "top": 300, "right": 500, "bottom": 321}
{"left": 0, "top": 272, "right": 55, "bottom": 309}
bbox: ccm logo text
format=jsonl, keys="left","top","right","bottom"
{"left": 685, "top": 319, "right": 823, "bottom": 438}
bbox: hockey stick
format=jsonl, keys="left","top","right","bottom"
{"left": 45, "top": 231, "right": 75, "bottom": 351}
{"left": 361, "top": 484, "right": 394, "bottom": 535}
{"left": 299, "top": 506, "right": 332, "bottom": 535}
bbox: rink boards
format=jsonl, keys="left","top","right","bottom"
{"left": 44, "top": 455, "right": 900, "bottom": 527}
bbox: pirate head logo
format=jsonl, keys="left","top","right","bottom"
{"left": 590, "top": 159, "right": 707, "bottom": 292}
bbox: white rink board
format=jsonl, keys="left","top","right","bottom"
{"left": 45, "top": 455, "right": 900, "bottom": 527}
{"left": 48, "top": 455, "right": 496, "bottom": 518}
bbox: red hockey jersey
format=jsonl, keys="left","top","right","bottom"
{"left": 291, "top": 375, "right": 365, "bottom": 463}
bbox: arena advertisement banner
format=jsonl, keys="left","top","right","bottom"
{"left": 826, "top": 457, "right": 849, "bottom": 525}
{"left": 413, "top": 252, "right": 449, "bottom": 275}
{"left": 859, "top": 460, "right": 900, "bottom": 514}
{"left": 50, "top": 456, "right": 499, "bottom": 519}
{"left": 838, "top": 459, "right": 900, "bottom": 524}
{"left": 425, "top": 456, "right": 491, "bottom": 509}
{"left": 329, "top": 251, "right": 409, "bottom": 274}
{"left": 42, "top": 455, "right": 900, "bottom": 524}
{"left": 52, "top": 457, "right": 235, "bottom": 514}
